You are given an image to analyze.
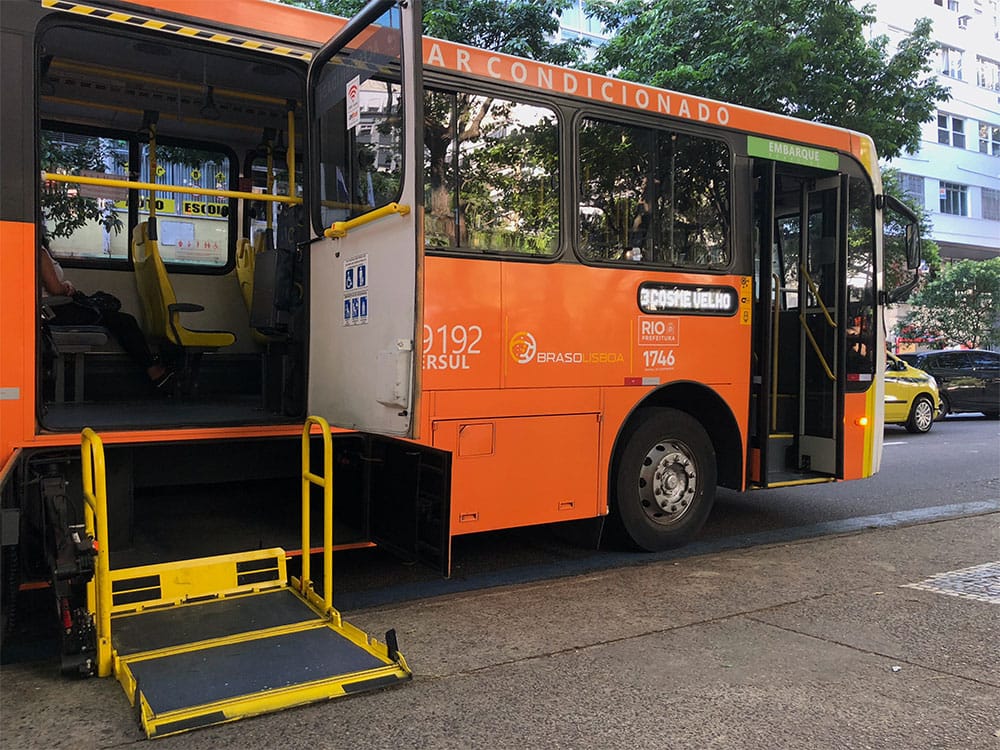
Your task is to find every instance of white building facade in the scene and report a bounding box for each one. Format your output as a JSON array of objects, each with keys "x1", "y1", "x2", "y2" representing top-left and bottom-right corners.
[{"x1": 861, "y1": 0, "x2": 1000, "y2": 261}]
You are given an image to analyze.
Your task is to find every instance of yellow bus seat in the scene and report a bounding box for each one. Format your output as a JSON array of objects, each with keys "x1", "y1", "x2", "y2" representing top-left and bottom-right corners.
[
  {"x1": 131, "y1": 220, "x2": 235, "y2": 389},
  {"x1": 237, "y1": 231, "x2": 286, "y2": 345},
  {"x1": 236, "y1": 236, "x2": 254, "y2": 312}
]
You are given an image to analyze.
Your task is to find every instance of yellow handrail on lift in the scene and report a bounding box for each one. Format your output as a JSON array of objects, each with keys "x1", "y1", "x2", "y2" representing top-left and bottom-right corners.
[
  {"x1": 325, "y1": 202, "x2": 410, "y2": 238},
  {"x1": 300, "y1": 416, "x2": 337, "y2": 622},
  {"x1": 80, "y1": 428, "x2": 113, "y2": 678}
]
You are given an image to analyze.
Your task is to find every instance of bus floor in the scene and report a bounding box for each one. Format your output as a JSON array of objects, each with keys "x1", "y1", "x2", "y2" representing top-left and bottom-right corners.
[{"x1": 40, "y1": 395, "x2": 287, "y2": 432}]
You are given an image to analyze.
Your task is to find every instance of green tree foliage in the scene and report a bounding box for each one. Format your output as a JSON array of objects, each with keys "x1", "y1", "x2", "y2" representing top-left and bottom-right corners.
[
  {"x1": 900, "y1": 259, "x2": 1000, "y2": 349},
  {"x1": 41, "y1": 133, "x2": 124, "y2": 239},
  {"x1": 585, "y1": 0, "x2": 950, "y2": 160},
  {"x1": 279, "y1": 0, "x2": 586, "y2": 64}
]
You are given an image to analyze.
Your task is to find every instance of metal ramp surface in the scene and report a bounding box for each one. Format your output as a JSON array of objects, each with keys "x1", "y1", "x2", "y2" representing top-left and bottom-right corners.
[{"x1": 79, "y1": 419, "x2": 411, "y2": 739}]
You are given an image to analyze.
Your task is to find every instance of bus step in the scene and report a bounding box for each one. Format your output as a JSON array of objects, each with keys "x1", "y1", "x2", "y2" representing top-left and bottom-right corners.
[
  {"x1": 767, "y1": 433, "x2": 795, "y2": 474},
  {"x1": 107, "y1": 555, "x2": 410, "y2": 738}
]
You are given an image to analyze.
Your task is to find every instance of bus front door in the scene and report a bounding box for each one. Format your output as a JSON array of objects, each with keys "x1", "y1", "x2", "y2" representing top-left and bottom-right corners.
[
  {"x1": 305, "y1": 2, "x2": 450, "y2": 573},
  {"x1": 306, "y1": 0, "x2": 424, "y2": 439},
  {"x1": 755, "y1": 164, "x2": 846, "y2": 484}
]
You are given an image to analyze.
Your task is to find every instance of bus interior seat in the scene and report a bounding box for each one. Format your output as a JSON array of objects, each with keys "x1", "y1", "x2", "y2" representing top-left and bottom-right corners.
[
  {"x1": 42, "y1": 297, "x2": 110, "y2": 403},
  {"x1": 236, "y1": 236, "x2": 254, "y2": 311},
  {"x1": 131, "y1": 219, "x2": 235, "y2": 393},
  {"x1": 237, "y1": 230, "x2": 288, "y2": 345}
]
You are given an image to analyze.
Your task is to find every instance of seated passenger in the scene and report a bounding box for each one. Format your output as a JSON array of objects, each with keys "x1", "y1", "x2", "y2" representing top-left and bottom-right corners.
[{"x1": 40, "y1": 229, "x2": 174, "y2": 389}]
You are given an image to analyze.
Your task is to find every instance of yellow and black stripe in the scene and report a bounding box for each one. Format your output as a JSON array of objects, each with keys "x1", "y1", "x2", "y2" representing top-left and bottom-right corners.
[{"x1": 41, "y1": 0, "x2": 314, "y2": 61}]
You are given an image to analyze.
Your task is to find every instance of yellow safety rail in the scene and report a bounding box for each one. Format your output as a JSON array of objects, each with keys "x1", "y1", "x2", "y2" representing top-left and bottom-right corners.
[
  {"x1": 300, "y1": 416, "x2": 337, "y2": 621},
  {"x1": 800, "y1": 264, "x2": 837, "y2": 329},
  {"x1": 325, "y1": 202, "x2": 410, "y2": 238},
  {"x1": 771, "y1": 273, "x2": 782, "y2": 431},
  {"x1": 80, "y1": 428, "x2": 113, "y2": 678},
  {"x1": 798, "y1": 263, "x2": 837, "y2": 382},
  {"x1": 43, "y1": 172, "x2": 300, "y2": 206}
]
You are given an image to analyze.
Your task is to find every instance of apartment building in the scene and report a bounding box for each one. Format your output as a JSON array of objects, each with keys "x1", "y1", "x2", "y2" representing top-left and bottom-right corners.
[{"x1": 862, "y1": 0, "x2": 1000, "y2": 261}]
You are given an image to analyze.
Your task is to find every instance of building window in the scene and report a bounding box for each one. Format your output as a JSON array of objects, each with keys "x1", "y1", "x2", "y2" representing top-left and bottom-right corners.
[
  {"x1": 979, "y1": 122, "x2": 1000, "y2": 155},
  {"x1": 938, "y1": 46, "x2": 964, "y2": 79},
  {"x1": 977, "y1": 56, "x2": 1000, "y2": 90},
  {"x1": 983, "y1": 188, "x2": 1000, "y2": 221},
  {"x1": 900, "y1": 173, "x2": 925, "y2": 204},
  {"x1": 938, "y1": 113, "x2": 966, "y2": 148},
  {"x1": 939, "y1": 182, "x2": 968, "y2": 215}
]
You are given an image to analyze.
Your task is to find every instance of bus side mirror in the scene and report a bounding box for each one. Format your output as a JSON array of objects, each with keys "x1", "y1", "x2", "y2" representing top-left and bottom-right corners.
[{"x1": 904, "y1": 223, "x2": 920, "y2": 270}]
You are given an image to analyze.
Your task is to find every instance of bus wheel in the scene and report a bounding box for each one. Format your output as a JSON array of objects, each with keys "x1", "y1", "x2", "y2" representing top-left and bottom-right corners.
[{"x1": 614, "y1": 408, "x2": 716, "y2": 551}]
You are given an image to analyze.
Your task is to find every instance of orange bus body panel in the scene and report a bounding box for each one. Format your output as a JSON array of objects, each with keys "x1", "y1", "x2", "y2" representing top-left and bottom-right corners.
[
  {"x1": 422, "y1": 257, "x2": 754, "y2": 529},
  {"x1": 0, "y1": 221, "x2": 37, "y2": 468}
]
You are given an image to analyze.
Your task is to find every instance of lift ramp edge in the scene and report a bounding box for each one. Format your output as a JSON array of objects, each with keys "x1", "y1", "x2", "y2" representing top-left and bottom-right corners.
[{"x1": 137, "y1": 661, "x2": 412, "y2": 739}]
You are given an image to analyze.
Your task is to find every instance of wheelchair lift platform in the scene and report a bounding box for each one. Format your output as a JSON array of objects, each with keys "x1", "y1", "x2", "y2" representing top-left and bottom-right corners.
[
  {"x1": 109, "y1": 550, "x2": 408, "y2": 738},
  {"x1": 79, "y1": 420, "x2": 410, "y2": 739}
]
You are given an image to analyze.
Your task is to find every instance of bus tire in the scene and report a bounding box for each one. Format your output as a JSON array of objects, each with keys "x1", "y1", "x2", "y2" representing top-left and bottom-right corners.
[{"x1": 613, "y1": 408, "x2": 716, "y2": 552}]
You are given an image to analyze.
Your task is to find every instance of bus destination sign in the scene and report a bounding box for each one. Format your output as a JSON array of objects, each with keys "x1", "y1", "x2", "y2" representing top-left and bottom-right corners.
[{"x1": 638, "y1": 282, "x2": 739, "y2": 316}]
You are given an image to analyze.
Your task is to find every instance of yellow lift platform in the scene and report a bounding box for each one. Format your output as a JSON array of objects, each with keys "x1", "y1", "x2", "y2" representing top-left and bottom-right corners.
[{"x1": 79, "y1": 417, "x2": 411, "y2": 739}]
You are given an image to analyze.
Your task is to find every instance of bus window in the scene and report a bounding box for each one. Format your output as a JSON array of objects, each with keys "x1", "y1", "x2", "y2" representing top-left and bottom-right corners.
[
  {"x1": 137, "y1": 143, "x2": 233, "y2": 268},
  {"x1": 424, "y1": 90, "x2": 559, "y2": 255},
  {"x1": 41, "y1": 129, "x2": 234, "y2": 269},
  {"x1": 315, "y1": 73, "x2": 403, "y2": 226},
  {"x1": 41, "y1": 130, "x2": 128, "y2": 261},
  {"x1": 578, "y1": 119, "x2": 731, "y2": 268}
]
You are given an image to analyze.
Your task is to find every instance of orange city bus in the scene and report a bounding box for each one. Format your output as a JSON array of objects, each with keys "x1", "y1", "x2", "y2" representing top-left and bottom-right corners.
[{"x1": 1, "y1": 0, "x2": 919, "y2": 679}]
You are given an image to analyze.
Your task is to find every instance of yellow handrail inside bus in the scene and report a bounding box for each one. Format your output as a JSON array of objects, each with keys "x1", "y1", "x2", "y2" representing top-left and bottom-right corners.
[
  {"x1": 287, "y1": 104, "x2": 297, "y2": 203},
  {"x1": 300, "y1": 416, "x2": 337, "y2": 621},
  {"x1": 43, "y1": 172, "x2": 301, "y2": 205},
  {"x1": 771, "y1": 273, "x2": 781, "y2": 432},
  {"x1": 80, "y1": 428, "x2": 113, "y2": 678},
  {"x1": 800, "y1": 264, "x2": 836, "y2": 329},
  {"x1": 799, "y1": 311, "x2": 836, "y2": 382},
  {"x1": 325, "y1": 202, "x2": 411, "y2": 238}
]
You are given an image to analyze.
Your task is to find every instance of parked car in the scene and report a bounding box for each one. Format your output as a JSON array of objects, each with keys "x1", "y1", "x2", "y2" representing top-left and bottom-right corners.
[
  {"x1": 884, "y1": 352, "x2": 940, "y2": 433},
  {"x1": 896, "y1": 349, "x2": 1000, "y2": 419}
]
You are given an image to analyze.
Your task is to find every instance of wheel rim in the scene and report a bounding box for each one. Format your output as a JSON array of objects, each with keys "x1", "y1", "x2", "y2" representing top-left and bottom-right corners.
[
  {"x1": 637, "y1": 439, "x2": 698, "y2": 527},
  {"x1": 914, "y1": 399, "x2": 933, "y2": 431}
]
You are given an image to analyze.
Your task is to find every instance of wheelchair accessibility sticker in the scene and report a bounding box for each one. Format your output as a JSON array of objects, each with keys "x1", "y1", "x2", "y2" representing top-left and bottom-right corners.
[{"x1": 343, "y1": 254, "x2": 369, "y2": 326}]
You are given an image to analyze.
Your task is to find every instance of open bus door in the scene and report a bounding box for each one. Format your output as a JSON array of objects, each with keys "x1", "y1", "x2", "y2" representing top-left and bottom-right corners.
[
  {"x1": 305, "y1": 0, "x2": 450, "y2": 575},
  {"x1": 753, "y1": 156, "x2": 848, "y2": 486},
  {"x1": 306, "y1": 0, "x2": 423, "y2": 438}
]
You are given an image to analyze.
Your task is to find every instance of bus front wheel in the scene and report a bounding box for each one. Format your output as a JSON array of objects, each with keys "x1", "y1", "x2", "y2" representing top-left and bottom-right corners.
[{"x1": 614, "y1": 408, "x2": 717, "y2": 552}]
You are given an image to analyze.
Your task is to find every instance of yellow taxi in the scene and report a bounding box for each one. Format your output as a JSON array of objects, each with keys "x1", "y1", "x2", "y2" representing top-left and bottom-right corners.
[{"x1": 884, "y1": 351, "x2": 940, "y2": 433}]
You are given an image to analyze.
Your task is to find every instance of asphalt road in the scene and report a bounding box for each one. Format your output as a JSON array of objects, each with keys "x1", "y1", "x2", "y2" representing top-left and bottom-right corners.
[{"x1": 330, "y1": 413, "x2": 1000, "y2": 610}]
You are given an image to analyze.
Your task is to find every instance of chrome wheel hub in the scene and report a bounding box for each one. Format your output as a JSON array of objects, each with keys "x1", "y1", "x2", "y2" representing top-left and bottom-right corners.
[{"x1": 637, "y1": 440, "x2": 697, "y2": 527}]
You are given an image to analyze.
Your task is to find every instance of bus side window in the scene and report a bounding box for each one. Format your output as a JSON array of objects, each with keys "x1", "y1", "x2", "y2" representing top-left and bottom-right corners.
[
  {"x1": 578, "y1": 118, "x2": 731, "y2": 268},
  {"x1": 424, "y1": 88, "x2": 559, "y2": 256}
]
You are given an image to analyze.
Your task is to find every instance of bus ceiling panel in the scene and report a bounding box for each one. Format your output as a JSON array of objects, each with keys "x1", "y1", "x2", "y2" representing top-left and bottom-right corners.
[{"x1": 38, "y1": 25, "x2": 305, "y2": 135}]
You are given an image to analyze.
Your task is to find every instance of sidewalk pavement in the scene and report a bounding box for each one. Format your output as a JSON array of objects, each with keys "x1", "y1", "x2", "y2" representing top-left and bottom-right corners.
[{"x1": 1, "y1": 512, "x2": 997, "y2": 749}]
